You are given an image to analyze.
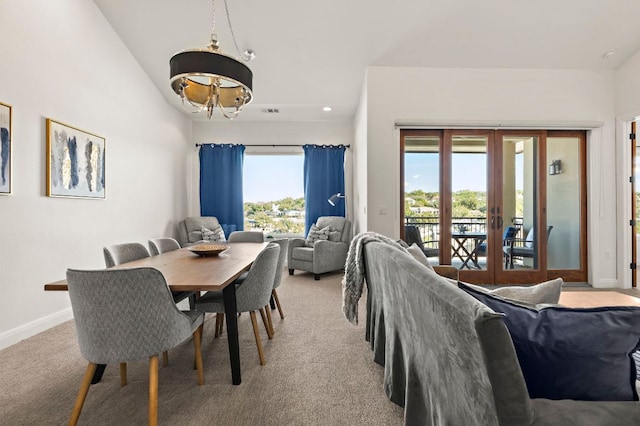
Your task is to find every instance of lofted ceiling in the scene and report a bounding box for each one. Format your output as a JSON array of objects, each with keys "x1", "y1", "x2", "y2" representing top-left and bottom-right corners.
[{"x1": 93, "y1": 0, "x2": 640, "y2": 123}]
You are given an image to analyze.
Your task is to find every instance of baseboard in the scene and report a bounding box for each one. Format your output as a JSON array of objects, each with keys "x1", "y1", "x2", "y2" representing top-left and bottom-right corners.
[
  {"x1": 0, "y1": 307, "x2": 73, "y2": 351},
  {"x1": 592, "y1": 278, "x2": 619, "y2": 289}
]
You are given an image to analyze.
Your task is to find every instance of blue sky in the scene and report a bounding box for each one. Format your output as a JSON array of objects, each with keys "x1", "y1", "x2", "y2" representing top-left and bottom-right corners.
[
  {"x1": 404, "y1": 153, "x2": 524, "y2": 192},
  {"x1": 243, "y1": 155, "x2": 304, "y2": 202},
  {"x1": 405, "y1": 153, "x2": 488, "y2": 192},
  {"x1": 243, "y1": 152, "x2": 522, "y2": 203}
]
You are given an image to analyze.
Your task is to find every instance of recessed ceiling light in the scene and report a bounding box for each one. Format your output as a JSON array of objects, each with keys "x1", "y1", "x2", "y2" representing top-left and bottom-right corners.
[
  {"x1": 602, "y1": 51, "x2": 616, "y2": 59},
  {"x1": 322, "y1": 106, "x2": 332, "y2": 112}
]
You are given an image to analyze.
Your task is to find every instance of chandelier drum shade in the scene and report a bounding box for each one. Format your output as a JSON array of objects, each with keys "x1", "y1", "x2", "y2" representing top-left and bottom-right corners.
[{"x1": 169, "y1": 0, "x2": 253, "y2": 119}]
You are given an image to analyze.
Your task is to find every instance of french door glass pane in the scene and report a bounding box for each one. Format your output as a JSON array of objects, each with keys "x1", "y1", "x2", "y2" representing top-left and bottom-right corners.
[
  {"x1": 502, "y1": 136, "x2": 539, "y2": 270},
  {"x1": 546, "y1": 136, "x2": 580, "y2": 269},
  {"x1": 404, "y1": 136, "x2": 441, "y2": 264},
  {"x1": 451, "y1": 136, "x2": 487, "y2": 270}
]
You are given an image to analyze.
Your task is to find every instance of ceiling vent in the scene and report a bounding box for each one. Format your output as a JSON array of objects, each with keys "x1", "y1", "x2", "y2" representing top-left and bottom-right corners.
[{"x1": 262, "y1": 108, "x2": 280, "y2": 114}]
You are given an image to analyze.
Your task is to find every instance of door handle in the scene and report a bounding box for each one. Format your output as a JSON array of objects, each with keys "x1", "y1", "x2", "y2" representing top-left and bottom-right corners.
[
  {"x1": 490, "y1": 216, "x2": 496, "y2": 229},
  {"x1": 497, "y1": 216, "x2": 504, "y2": 228}
]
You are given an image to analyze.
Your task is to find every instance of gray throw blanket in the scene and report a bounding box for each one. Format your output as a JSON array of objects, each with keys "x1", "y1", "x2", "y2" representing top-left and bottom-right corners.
[{"x1": 342, "y1": 232, "x2": 408, "y2": 324}]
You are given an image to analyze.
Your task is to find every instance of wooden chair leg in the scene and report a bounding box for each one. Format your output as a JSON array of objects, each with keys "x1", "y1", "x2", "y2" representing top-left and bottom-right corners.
[
  {"x1": 272, "y1": 289, "x2": 285, "y2": 319},
  {"x1": 214, "y1": 313, "x2": 221, "y2": 338},
  {"x1": 192, "y1": 327, "x2": 205, "y2": 385},
  {"x1": 149, "y1": 355, "x2": 159, "y2": 426},
  {"x1": 214, "y1": 313, "x2": 224, "y2": 337},
  {"x1": 162, "y1": 351, "x2": 169, "y2": 367},
  {"x1": 249, "y1": 311, "x2": 266, "y2": 365},
  {"x1": 259, "y1": 307, "x2": 273, "y2": 339},
  {"x1": 69, "y1": 362, "x2": 97, "y2": 426},
  {"x1": 119, "y1": 363, "x2": 127, "y2": 386},
  {"x1": 264, "y1": 304, "x2": 274, "y2": 336}
]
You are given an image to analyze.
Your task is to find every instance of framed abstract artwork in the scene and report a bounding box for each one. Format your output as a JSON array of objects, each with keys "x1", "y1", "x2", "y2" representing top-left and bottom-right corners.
[
  {"x1": 0, "y1": 102, "x2": 12, "y2": 195},
  {"x1": 46, "y1": 119, "x2": 105, "y2": 199}
]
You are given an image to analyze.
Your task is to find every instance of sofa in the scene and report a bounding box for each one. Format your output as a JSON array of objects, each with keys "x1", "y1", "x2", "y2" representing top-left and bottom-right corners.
[{"x1": 360, "y1": 240, "x2": 640, "y2": 425}]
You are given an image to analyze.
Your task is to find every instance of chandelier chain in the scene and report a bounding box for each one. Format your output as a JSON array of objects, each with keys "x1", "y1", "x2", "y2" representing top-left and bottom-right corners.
[
  {"x1": 210, "y1": 0, "x2": 216, "y2": 36},
  {"x1": 223, "y1": 0, "x2": 243, "y2": 59}
]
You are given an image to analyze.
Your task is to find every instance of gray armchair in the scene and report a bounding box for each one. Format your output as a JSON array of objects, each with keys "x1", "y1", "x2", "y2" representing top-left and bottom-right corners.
[
  {"x1": 66, "y1": 268, "x2": 204, "y2": 425},
  {"x1": 288, "y1": 216, "x2": 352, "y2": 280},
  {"x1": 177, "y1": 216, "x2": 221, "y2": 247}
]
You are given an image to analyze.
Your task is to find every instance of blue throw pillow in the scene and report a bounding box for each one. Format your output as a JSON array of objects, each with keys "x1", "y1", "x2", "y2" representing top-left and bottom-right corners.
[{"x1": 459, "y1": 282, "x2": 640, "y2": 401}]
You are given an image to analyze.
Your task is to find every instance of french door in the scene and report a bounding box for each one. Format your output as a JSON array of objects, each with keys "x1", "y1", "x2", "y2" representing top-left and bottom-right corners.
[{"x1": 401, "y1": 129, "x2": 587, "y2": 284}]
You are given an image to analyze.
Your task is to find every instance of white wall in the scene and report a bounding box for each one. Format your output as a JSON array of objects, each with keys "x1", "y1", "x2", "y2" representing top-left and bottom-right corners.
[
  {"x1": 352, "y1": 75, "x2": 368, "y2": 235},
  {"x1": 362, "y1": 66, "x2": 617, "y2": 287},
  {"x1": 191, "y1": 120, "x2": 354, "y2": 216},
  {"x1": 0, "y1": 0, "x2": 192, "y2": 349}
]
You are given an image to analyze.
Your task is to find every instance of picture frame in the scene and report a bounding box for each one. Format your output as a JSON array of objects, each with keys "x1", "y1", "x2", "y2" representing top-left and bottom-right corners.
[
  {"x1": 0, "y1": 102, "x2": 12, "y2": 195},
  {"x1": 46, "y1": 119, "x2": 105, "y2": 199}
]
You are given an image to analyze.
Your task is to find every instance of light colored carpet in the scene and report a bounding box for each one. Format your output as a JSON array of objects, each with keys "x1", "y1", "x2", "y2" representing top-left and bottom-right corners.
[{"x1": 0, "y1": 270, "x2": 403, "y2": 425}]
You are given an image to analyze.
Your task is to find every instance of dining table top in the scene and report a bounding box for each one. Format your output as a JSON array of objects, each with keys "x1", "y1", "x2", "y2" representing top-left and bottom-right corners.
[{"x1": 43, "y1": 241, "x2": 270, "y2": 292}]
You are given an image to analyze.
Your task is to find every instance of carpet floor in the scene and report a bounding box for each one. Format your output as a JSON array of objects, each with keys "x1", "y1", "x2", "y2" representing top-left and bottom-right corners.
[{"x1": 0, "y1": 270, "x2": 404, "y2": 426}]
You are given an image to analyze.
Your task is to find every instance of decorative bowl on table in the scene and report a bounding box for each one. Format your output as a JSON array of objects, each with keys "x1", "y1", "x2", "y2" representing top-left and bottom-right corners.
[{"x1": 188, "y1": 243, "x2": 229, "y2": 257}]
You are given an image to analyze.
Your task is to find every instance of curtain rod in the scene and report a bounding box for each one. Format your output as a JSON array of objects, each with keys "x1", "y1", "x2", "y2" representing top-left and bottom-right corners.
[{"x1": 195, "y1": 143, "x2": 350, "y2": 148}]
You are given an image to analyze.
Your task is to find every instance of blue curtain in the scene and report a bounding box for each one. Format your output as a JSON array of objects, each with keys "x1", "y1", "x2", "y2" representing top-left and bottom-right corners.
[
  {"x1": 303, "y1": 144, "x2": 346, "y2": 234},
  {"x1": 199, "y1": 144, "x2": 245, "y2": 234}
]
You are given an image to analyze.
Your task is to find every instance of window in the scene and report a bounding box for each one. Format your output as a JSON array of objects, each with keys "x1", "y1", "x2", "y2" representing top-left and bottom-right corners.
[{"x1": 243, "y1": 154, "x2": 305, "y2": 236}]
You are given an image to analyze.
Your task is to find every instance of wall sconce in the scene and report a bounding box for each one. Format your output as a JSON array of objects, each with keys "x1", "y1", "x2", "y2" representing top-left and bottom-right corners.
[
  {"x1": 328, "y1": 193, "x2": 345, "y2": 206},
  {"x1": 549, "y1": 159, "x2": 562, "y2": 176}
]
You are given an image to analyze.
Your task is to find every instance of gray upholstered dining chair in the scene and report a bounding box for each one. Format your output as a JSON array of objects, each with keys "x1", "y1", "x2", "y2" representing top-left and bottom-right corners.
[
  {"x1": 228, "y1": 231, "x2": 265, "y2": 243},
  {"x1": 148, "y1": 237, "x2": 197, "y2": 309},
  {"x1": 224, "y1": 231, "x2": 265, "y2": 286},
  {"x1": 263, "y1": 238, "x2": 289, "y2": 335},
  {"x1": 66, "y1": 268, "x2": 204, "y2": 426},
  {"x1": 148, "y1": 237, "x2": 181, "y2": 255},
  {"x1": 103, "y1": 242, "x2": 150, "y2": 268},
  {"x1": 103, "y1": 242, "x2": 191, "y2": 361},
  {"x1": 196, "y1": 244, "x2": 280, "y2": 365}
]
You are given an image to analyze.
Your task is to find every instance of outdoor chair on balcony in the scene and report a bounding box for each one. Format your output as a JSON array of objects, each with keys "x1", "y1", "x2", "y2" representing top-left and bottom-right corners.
[
  {"x1": 504, "y1": 225, "x2": 554, "y2": 269},
  {"x1": 474, "y1": 225, "x2": 518, "y2": 268},
  {"x1": 403, "y1": 225, "x2": 439, "y2": 258}
]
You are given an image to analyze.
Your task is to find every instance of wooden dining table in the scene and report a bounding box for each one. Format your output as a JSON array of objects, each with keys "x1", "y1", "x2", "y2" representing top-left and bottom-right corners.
[{"x1": 44, "y1": 241, "x2": 270, "y2": 386}]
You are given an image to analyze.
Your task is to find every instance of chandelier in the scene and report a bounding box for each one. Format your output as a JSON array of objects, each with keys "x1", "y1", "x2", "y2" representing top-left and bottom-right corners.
[{"x1": 170, "y1": 0, "x2": 253, "y2": 119}]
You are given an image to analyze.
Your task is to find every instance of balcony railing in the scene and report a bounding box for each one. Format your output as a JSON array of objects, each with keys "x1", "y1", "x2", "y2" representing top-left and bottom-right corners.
[{"x1": 404, "y1": 216, "x2": 525, "y2": 253}]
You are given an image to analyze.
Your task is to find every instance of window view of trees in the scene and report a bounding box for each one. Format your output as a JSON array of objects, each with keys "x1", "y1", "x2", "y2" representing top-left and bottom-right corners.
[
  {"x1": 243, "y1": 154, "x2": 305, "y2": 236},
  {"x1": 405, "y1": 189, "x2": 523, "y2": 218},
  {"x1": 244, "y1": 197, "x2": 305, "y2": 235}
]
